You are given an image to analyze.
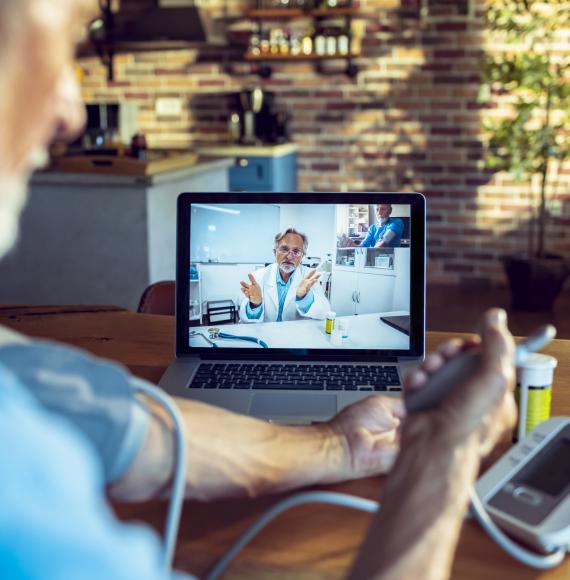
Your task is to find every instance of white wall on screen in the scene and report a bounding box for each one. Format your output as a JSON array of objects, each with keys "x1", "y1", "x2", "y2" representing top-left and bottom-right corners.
[
  {"x1": 199, "y1": 263, "x2": 265, "y2": 310},
  {"x1": 277, "y1": 204, "x2": 336, "y2": 260}
]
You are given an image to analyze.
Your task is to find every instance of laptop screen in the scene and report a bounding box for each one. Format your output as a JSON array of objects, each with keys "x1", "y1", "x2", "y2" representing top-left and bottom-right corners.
[{"x1": 177, "y1": 193, "x2": 425, "y2": 359}]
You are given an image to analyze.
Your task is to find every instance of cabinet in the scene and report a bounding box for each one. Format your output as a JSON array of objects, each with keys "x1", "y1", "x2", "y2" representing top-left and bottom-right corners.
[
  {"x1": 230, "y1": 152, "x2": 297, "y2": 192},
  {"x1": 330, "y1": 247, "x2": 405, "y2": 316},
  {"x1": 189, "y1": 265, "x2": 202, "y2": 324},
  {"x1": 0, "y1": 158, "x2": 232, "y2": 310},
  {"x1": 198, "y1": 145, "x2": 298, "y2": 192}
]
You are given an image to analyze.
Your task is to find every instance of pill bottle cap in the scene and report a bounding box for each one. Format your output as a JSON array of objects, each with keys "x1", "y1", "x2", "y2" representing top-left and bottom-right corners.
[
  {"x1": 326, "y1": 311, "x2": 336, "y2": 319},
  {"x1": 518, "y1": 353, "x2": 558, "y2": 370}
]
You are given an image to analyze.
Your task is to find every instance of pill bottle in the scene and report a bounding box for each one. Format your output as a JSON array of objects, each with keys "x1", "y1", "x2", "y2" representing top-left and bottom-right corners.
[
  {"x1": 325, "y1": 311, "x2": 336, "y2": 335},
  {"x1": 515, "y1": 353, "x2": 557, "y2": 441}
]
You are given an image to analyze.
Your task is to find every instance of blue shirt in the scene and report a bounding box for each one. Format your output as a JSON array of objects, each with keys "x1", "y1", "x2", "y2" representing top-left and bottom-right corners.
[
  {"x1": 246, "y1": 267, "x2": 314, "y2": 321},
  {"x1": 0, "y1": 360, "x2": 189, "y2": 580},
  {"x1": 361, "y1": 218, "x2": 404, "y2": 248}
]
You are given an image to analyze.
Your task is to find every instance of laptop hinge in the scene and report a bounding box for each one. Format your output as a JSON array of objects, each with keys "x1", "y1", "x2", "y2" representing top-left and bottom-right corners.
[{"x1": 197, "y1": 352, "x2": 400, "y2": 363}]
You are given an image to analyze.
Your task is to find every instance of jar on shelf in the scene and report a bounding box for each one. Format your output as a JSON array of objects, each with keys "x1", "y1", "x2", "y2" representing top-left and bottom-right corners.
[
  {"x1": 337, "y1": 31, "x2": 349, "y2": 55},
  {"x1": 314, "y1": 33, "x2": 326, "y2": 55},
  {"x1": 269, "y1": 29, "x2": 282, "y2": 55},
  {"x1": 260, "y1": 32, "x2": 270, "y2": 55},
  {"x1": 326, "y1": 31, "x2": 337, "y2": 55},
  {"x1": 249, "y1": 33, "x2": 261, "y2": 56},
  {"x1": 276, "y1": 28, "x2": 288, "y2": 54},
  {"x1": 290, "y1": 31, "x2": 302, "y2": 55}
]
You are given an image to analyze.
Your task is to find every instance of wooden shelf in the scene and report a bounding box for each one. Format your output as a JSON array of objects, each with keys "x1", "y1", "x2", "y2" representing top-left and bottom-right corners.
[
  {"x1": 247, "y1": 8, "x2": 306, "y2": 19},
  {"x1": 244, "y1": 52, "x2": 359, "y2": 61},
  {"x1": 311, "y1": 7, "x2": 361, "y2": 17},
  {"x1": 247, "y1": 7, "x2": 362, "y2": 19}
]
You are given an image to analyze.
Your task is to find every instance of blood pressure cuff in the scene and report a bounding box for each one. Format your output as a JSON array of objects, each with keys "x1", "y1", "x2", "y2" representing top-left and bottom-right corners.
[{"x1": 0, "y1": 342, "x2": 150, "y2": 484}]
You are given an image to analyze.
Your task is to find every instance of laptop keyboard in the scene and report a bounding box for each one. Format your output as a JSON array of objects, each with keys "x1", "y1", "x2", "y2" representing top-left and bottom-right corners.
[{"x1": 189, "y1": 363, "x2": 402, "y2": 392}]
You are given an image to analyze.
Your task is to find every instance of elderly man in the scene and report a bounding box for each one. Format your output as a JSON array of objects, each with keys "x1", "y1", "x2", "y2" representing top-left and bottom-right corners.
[
  {"x1": 361, "y1": 204, "x2": 405, "y2": 248},
  {"x1": 239, "y1": 227, "x2": 330, "y2": 323},
  {"x1": 0, "y1": 2, "x2": 516, "y2": 580}
]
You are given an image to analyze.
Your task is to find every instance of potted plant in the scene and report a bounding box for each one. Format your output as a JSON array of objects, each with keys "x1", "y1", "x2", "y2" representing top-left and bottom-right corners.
[{"x1": 481, "y1": 0, "x2": 570, "y2": 310}]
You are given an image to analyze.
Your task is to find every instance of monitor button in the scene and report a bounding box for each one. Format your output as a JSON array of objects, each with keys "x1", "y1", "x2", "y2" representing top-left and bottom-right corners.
[
  {"x1": 503, "y1": 482, "x2": 516, "y2": 494},
  {"x1": 513, "y1": 486, "x2": 542, "y2": 506}
]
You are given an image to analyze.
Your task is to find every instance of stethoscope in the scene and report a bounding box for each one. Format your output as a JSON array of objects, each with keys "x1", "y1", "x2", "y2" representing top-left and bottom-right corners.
[{"x1": 190, "y1": 327, "x2": 269, "y2": 349}]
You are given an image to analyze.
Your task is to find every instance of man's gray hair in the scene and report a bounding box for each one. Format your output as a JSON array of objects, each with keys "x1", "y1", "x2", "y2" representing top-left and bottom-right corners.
[{"x1": 274, "y1": 227, "x2": 308, "y2": 254}]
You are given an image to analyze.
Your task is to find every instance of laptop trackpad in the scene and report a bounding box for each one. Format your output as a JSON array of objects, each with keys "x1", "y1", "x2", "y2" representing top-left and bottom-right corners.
[{"x1": 250, "y1": 393, "x2": 337, "y2": 419}]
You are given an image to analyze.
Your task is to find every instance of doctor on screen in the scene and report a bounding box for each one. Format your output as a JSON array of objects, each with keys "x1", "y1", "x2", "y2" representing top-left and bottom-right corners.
[{"x1": 239, "y1": 227, "x2": 330, "y2": 323}]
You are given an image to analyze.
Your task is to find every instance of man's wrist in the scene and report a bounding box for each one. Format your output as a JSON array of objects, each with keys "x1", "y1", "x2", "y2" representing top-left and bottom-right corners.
[
  {"x1": 299, "y1": 421, "x2": 355, "y2": 485},
  {"x1": 392, "y1": 413, "x2": 482, "y2": 499},
  {"x1": 108, "y1": 399, "x2": 175, "y2": 502},
  {"x1": 265, "y1": 422, "x2": 347, "y2": 492}
]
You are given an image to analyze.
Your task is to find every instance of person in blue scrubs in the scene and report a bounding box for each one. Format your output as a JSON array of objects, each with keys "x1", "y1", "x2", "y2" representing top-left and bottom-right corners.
[{"x1": 360, "y1": 204, "x2": 404, "y2": 248}]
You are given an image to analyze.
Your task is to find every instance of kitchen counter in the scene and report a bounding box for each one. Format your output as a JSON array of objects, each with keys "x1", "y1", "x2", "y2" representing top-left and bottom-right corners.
[
  {"x1": 31, "y1": 156, "x2": 233, "y2": 187},
  {"x1": 0, "y1": 155, "x2": 231, "y2": 309},
  {"x1": 197, "y1": 143, "x2": 299, "y2": 158}
]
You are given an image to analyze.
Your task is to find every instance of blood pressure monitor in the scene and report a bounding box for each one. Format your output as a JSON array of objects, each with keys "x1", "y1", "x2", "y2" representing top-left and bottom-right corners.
[{"x1": 476, "y1": 417, "x2": 570, "y2": 554}]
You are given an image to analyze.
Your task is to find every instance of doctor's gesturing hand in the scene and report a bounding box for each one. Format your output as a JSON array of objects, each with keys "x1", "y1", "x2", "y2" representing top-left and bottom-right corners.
[
  {"x1": 296, "y1": 269, "x2": 321, "y2": 299},
  {"x1": 240, "y1": 273, "x2": 262, "y2": 307}
]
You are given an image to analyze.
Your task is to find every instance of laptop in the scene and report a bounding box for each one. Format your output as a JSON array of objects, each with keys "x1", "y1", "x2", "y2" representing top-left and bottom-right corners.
[{"x1": 159, "y1": 192, "x2": 426, "y2": 424}]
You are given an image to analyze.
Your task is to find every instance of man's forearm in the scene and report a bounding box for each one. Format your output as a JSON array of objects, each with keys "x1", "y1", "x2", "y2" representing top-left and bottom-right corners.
[
  {"x1": 110, "y1": 397, "x2": 346, "y2": 502},
  {"x1": 180, "y1": 398, "x2": 349, "y2": 500},
  {"x1": 349, "y1": 418, "x2": 481, "y2": 580}
]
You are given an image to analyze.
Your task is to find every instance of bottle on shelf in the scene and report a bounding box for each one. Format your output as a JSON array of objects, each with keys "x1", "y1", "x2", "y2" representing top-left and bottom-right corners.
[
  {"x1": 301, "y1": 27, "x2": 314, "y2": 54},
  {"x1": 314, "y1": 32, "x2": 326, "y2": 55},
  {"x1": 260, "y1": 32, "x2": 270, "y2": 55},
  {"x1": 325, "y1": 29, "x2": 337, "y2": 55},
  {"x1": 269, "y1": 28, "x2": 281, "y2": 54},
  {"x1": 338, "y1": 30, "x2": 349, "y2": 55},
  {"x1": 290, "y1": 30, "x2": 302, "y2": 55}
]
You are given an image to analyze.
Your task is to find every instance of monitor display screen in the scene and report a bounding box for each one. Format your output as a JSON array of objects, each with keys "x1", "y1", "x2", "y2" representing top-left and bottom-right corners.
[
  {"x1": 186, "y1": 202, "x2": 413, "y2": 351},
  {"x1": 517, "y1": 436, "x2": 570, "y2": 497}
]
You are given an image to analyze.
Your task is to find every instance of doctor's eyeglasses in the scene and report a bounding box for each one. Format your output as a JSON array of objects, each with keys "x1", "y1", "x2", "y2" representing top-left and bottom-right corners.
[{"x1": 276, "y1": 245, "x2": 304, "y2": 258}]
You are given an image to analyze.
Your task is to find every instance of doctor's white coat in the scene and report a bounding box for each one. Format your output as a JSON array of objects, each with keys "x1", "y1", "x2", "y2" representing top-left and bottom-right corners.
[{"x1": 239, "y1": 263, "x2": 330, "y2": 323}]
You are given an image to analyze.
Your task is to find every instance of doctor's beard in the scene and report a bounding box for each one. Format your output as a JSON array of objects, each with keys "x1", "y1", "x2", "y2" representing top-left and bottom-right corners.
[
  {"x1": 279, "y1": 262, "x2": 297, "y2": 275},
  {"x1": 379, "y1": 217, "x2": 388, "y2": 225},
  {"x1": 0, "y1": 149, "x2": 48, "y2": 260}
]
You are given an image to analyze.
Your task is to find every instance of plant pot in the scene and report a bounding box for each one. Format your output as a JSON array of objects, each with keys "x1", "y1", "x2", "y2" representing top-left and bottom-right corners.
[{"x1": 503, "y1": 254, "x2": 569, "y2": 311}]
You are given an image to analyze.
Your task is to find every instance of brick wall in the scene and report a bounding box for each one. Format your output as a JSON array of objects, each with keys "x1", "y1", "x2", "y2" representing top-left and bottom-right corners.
[{"x1": 79, "y1": 0, "x2": 570, "y2": 288}]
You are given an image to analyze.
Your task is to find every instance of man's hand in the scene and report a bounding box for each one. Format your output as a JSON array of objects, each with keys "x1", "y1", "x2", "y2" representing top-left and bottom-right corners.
[
  {"x1": 327, "y1": 396, "x2": 405, "y2": 479},
  {"x1": 349, "y1": 310, "x2": 517, "y2": 580},
  {"x1": 240, "y1": 273, "x2": 262, "y2": 307},
  {"x1": 404, "y1": 308, "x2": 517, "y2": 456},
  {"x1": 296, "y1": 269, "x2": 321, "y2": 299}
]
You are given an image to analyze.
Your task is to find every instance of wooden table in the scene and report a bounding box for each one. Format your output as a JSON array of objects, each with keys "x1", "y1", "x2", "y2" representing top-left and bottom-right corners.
[{"x1": 1, "y1": 305, "x2": 568, "y2": 580}]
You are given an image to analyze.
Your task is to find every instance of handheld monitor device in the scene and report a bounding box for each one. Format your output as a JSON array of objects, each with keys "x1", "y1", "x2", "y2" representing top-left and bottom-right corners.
[
  {"x1": 406, "y1": 324, "x2": 557, "y2": 414},
  {"x1": 476, "y1": 416, "x2": 570, "y2": 554}
]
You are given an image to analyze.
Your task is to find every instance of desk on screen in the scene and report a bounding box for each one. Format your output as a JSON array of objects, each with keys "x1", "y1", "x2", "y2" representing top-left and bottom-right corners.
[{"x1": 189, "y1": 310, "x2": 410, "y2": 350}]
